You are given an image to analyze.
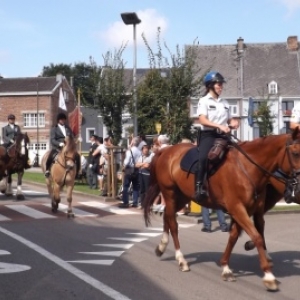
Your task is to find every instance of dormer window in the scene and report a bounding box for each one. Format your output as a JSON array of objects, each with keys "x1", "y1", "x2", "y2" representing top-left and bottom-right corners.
[{"x1": 268, "y1": 81, "x2": 278, "y2": 94}]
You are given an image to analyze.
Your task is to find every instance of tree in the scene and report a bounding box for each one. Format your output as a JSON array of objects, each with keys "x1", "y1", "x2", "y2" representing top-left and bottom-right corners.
[
  {"x1": 253, "y1": 99, "x2": 275, "y2": 136},
  {"x1": 136, "y1": 28, "x2": 202, "y2": 143},
  {"x1": 96, "y1": 46, "x2": 128, "y2": 145}
]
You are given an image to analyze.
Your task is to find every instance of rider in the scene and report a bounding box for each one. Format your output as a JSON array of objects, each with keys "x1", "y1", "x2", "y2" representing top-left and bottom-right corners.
[
  {"x1": 2, "y1": 114, "x2": 31, "y2": 169},
  {"x1": 195, "y1": 71, "x2": 240, "y2": 201},
  {"x1": 44, "y1": 112, "x2": 80, "y2": 178}
]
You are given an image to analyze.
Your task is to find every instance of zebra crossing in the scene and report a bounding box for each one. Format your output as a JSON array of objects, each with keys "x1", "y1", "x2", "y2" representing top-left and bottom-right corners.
[{"x1": 0, "y1": 201, "x2": 140, "y2": 222}]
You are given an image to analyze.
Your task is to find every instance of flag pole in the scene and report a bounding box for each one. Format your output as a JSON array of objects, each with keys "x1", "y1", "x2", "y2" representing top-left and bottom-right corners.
[{"x1": 77, "y1": 88, "x2": 82, "y2": 155}]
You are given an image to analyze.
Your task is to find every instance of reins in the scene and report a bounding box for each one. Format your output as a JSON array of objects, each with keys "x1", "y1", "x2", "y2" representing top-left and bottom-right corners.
[{"x1": 225, "y1": 133, "x2": 294, "y2": 185}]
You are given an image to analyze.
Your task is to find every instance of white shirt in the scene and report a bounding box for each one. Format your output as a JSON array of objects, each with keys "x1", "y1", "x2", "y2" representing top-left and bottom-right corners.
[
  {"x1": 123, "y1": 146, "x2": 141, "y2": 168},
  {"x1": 58, "y1": 124, "x2": 66, "y2": 136},
  {"x1": 290, "y1": 103, "x2": 300, "y2": 123},
  {"x1": 197, "y1": 93, "x2": 231, "y2": 130}
]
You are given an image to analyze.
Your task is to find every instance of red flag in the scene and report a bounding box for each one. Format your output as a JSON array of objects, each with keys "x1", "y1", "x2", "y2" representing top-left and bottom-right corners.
[{"x1": 68, "y1": 107, "x2": 80, "y2": 136}]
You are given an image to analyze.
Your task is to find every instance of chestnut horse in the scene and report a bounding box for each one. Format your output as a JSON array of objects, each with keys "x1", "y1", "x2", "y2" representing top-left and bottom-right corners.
[
  {"x1": 41, "y1": 136, "x2": 78, "y2": 217},
  {"x1": 144, "y1": 129, "x2": 300, "y2": 291},
  {"x1": 0, "y1": 133, "x2": 30, "y2": 200}
]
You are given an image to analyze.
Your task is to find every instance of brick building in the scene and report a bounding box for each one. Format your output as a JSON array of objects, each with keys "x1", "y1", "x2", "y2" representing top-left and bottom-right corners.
[{"x1": 0, "y1": 74, "x2": 76, "y2": 164}]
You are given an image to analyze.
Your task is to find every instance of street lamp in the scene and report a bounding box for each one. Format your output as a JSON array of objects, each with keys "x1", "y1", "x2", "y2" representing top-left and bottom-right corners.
[{"x1": 120, "y1": 12, "x2": 141, "y2": 137}]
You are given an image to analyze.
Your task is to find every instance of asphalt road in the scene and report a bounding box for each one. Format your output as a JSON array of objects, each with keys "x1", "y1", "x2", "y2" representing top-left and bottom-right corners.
[{"x1": 0, "y1": 183, "x2": 299, "y2": 300}]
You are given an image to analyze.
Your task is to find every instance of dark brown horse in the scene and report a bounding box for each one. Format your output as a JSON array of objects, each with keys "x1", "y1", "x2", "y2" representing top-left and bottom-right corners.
[
  {"x1": 0, "y1": 133, "x2": 30, "y2": 200},
  {"x1": 41, "y1": 135, "x2": 78, "y2": 217},
  {"x1": 144, "y1": 129, "x2": 300, "y2": 291}
]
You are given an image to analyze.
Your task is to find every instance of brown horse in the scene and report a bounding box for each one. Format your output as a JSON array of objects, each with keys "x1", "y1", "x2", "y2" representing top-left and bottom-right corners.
[
  {"x1": 144, "y1": 129, "x2": 300, "y2": 291},
  {"x1": 243, "y1": 175, "x2": 300, "y2": 254},
  {"x1": 41, "y1": 136, "x2": 78, "y2": 217},
  {"x1": 0, "y1": 133, "x2": 30, "y2": 200}
]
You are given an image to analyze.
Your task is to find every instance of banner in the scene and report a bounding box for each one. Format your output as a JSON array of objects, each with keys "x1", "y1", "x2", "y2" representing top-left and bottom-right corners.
[
  {"x1": 68, "y1": 107, "x2": 81, "y2": 136},
  {"x1": 58, "y1": 88, "x2": 67, "y2": 111},
  {"x1": 248, "y1": 97, "x2": 254, "y2": 127}
]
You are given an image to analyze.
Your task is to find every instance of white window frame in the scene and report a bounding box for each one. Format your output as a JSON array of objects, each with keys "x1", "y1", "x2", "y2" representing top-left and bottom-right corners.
[
  {"x1": 268, "y1": 81, "x2": 278, "y2": 95},
  {"x1": 23, "y1": 113, "x2": 45, "y2": 128},
  {"x1": 63, "y1": 90, "x2": 69, "y2": 102},
  {"x1": 190, "y1": 98, "x2": 199, "y2": 118},
  {"x1": 28, "y1": 143, "x2": 47, "y2": 150},
  {"x1": 86, "y1": 127, "x2": 95, "y2": 143}
]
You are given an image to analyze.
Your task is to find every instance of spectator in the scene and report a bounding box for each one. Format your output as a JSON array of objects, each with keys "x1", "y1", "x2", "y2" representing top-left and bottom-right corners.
[
  {"x1": 119, "y1": 137, "x2": 141, "y2": 208},
  {"x1": 138, "y1": 134, "x2": 147, "y2": 151},
  {"x1": 158, "y1": 134, "x2": 170, "y2": 149},
  {"x1": 201, "y1": 207, "x2": 228, "y2": 232},
  {"x1": 135, "y1": 144, "x2": 152, "y2": 208},
  {"x1": 87, "y1": 134, "x2": 98, "y2": 189}
]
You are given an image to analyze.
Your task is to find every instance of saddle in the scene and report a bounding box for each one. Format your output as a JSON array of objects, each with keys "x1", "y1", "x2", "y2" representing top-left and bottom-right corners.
[{"x1": 180, "y1": 138, "x2": 229, "y2": 177}]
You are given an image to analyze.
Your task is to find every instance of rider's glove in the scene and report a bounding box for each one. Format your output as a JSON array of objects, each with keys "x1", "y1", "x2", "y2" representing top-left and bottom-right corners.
[
  {"x1": 10, "y1": 139, "x2": 14, "y2": 143},
  {"x1": 59, "y1": 142, "x2": 64, "y2": 147}
]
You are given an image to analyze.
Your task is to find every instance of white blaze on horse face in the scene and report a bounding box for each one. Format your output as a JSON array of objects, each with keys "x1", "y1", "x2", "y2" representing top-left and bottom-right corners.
[{"x1": 21, "y1": 139, "x2": 26, "y2": 155}]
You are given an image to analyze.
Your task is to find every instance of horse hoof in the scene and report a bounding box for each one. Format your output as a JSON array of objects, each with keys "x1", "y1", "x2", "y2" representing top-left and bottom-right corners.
[
  {"x1": 244, "y1": 241, "x2": 255, "y2": 251},
  {"x1": 263, "y1": 279, "x2": 279, "y2": 291},
  {"x1": 222, "y1": 273, "x2": 236, "y2": 282},
  {"x1": 16, "y1": 194, "x2": 25, "y2": 201},
  {"x1": 155, "y1": 246, "x2": 163, "y2": 257},
  {"x1": 179, "y1": 263, "x2": 190, "y2": 272},
  {"x1": 67, "y1": 213, "x2": 75, "y2": 218}
]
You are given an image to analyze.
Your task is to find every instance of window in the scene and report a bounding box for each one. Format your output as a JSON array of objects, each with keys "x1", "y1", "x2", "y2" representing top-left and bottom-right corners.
[
  {"x1": 281, "y1": 121, "x2": 290, "y2": 134},
  {"x1": 190, "y1": 98, "x2": 198, "y2": 117},
  {"x1": 228, "y1": 100, "x2": 238, "y2": 116},
  {"x1": 282, "y1": 100, "x2": 293, "y2": 116},
  {"x1": 268, "y1": 81, "x2": 278, "y2": 95},
  {"x1": 63, "y1": 90, "x2": 69, "y2": 102},
  {"x1": 86, "y1": 128, "x2": 95, "y2": 143},
  {"x1": 28, "y1": 143, "x2": 47, "y2": 150},
  {"x1": 23, "y1": 113, "x2": 45, "y2": 128}
]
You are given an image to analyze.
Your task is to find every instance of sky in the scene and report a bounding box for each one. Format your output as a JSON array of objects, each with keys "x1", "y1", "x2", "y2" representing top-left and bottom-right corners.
[{"x1": 1, "y1": 0, "x2": 300, "y2": 78}]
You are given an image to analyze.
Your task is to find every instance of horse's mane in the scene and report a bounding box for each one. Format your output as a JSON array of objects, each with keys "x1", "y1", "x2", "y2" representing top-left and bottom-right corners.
[{"x1": 64, "y1": 136, "x2": 77, "y2": 154}]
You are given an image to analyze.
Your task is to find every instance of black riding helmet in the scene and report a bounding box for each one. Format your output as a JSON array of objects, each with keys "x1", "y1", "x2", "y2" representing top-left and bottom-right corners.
[
  {"x1": 7, "y1": 114, "x2": 16, "y2": 120},
  {"x1": 57, "y1": 112, "x2": 67, "y2": 121}
]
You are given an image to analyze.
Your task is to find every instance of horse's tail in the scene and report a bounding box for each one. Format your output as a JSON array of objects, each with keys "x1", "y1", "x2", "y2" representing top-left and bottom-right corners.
[{"x1": 143, "y1": 151, "x2": 162, "y2": 227}]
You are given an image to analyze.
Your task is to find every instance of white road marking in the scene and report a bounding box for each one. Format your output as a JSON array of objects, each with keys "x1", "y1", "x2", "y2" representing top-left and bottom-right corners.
[
  {"x1": 126, "y1": 232, "x2": 161, "y2": 237},
  {"x1": 108, "y1": 237, "x2": 148, "y2": 243},
  {"x1": 0, "y1": 250, "x2": 10, "y2": 255},
  {"x1": 178, "y1": 223, "x2": 196, "y2": 228},
  {"x1": 6, "y1": 205, "x2": 56, "y2": 219},
  {"x1": 0, "y1": 226, "x2": 131, "y2": 300},
  {"x1": 0, "y1": 262, "x2": 31, "y2": 274},
  {"x1": 79, "y1": 201, "x2": 139, "y2": 215},
  {"x1": 147, "y1": 227, "x2": 163, "y2": 231},
  {"x1": 13, "y1": 189, "x2": 47, "y2": 195},
  {"x1": 44, "y1": 203, "x2": 98, "y2": 217},
  {"x1": 0, "y1": 214, "x2": 11, "y2": 222},
  {"x1": 66, "y1": 260, "x2": 114, "y2": 266},
  {"x1": 79, "y1": 251, "x2": 124, "y2": 257},
  {"x1": 93, "y1": 244, "x2": 134, "y2": 249}
]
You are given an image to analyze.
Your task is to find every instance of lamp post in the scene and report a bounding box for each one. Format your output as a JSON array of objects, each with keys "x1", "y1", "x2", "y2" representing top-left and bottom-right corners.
[
  {"x1": 35, "y1": 81, "x2": 40, "y2": 167},
  {"x1": 120, "y1": 12, "x2": 141, "y2": 137}
]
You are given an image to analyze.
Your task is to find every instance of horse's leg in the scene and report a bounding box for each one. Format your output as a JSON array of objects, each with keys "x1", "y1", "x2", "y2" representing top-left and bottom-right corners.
[
  {"x1": 65, "y1": 185, "x2": 74, "y2": 218},
  {"x1": 155, "y1": 224, "x2": 169, "y2": 257},
  {"x1": 51, "y1": 182, "x2": 61, "y2": 213},
  {"x1": 164, "y1": 191, "x2": 189, "y2": 272},
  {"x1": 231, "y1": 205, "x2": 278, "y2": 291},
  {"x1": 0, "y1": 177, "x2": 7, "y2": 194},
  {"x1": 220, "y1": 220, "x2": 241, "y2": 282},
  {"x1": 16, "y1": 170, "x2": 25, "y2": 200},
  {"x1": 5, "y1": 174, "x2": 13, "y2": 196}
]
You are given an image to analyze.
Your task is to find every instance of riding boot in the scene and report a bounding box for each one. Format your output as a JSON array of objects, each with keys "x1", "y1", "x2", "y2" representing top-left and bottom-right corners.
[
  {"x1": 195, "y1": 169, "x2": 208, "y2": 203},
  {"x1": 45, "y1": 150, "x2": 55, "y2": 177}
]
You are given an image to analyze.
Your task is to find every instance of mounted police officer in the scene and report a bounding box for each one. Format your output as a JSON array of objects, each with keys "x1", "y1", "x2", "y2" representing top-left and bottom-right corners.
[
  {"x1": 195, "y1": 71, "x2": 240, "y2": 201},
  {"x1": 44, "y1": 112, "x2": 80, "y2": 178}
]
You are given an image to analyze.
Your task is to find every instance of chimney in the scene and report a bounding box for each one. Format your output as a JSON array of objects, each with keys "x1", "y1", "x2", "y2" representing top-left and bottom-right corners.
[
  {"x1": 287, "y1": 36, "x2": 298, "y2": 51},
  {"x1": 56, "y1": 73, "x2": 63, "y2": 82},
  {"x1": 237, "y1": 37, "x2": 244, "y2": 54}
]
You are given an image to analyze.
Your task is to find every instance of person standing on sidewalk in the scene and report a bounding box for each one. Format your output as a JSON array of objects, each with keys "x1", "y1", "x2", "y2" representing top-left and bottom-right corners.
[{"x1": 201, "y1": 207, "x2": 228, "y2": 232}]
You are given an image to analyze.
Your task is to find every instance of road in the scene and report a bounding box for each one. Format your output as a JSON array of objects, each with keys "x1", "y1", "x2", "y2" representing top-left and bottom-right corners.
[{"x1": 0, "y1": 183, "x2": 299, "y2": 300}]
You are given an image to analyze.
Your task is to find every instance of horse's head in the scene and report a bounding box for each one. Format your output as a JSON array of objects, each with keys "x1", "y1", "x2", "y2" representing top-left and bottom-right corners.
[
  {"x1": 14, "y1": 132, "x2": 30, "y2": 156},
  {"x1": 60, "y1": 135, "x2": 77, "y2": 171},
  {"x1": 281, "y1": 127, "x2": 300, "y2": 202}
]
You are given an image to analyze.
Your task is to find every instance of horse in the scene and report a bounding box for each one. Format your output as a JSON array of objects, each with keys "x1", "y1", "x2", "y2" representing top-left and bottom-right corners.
[
  {"x1": 0, "y1": 132, "x2": 30, "y2": 200},
  {"x1": 143, "y1": 128, "x2": 300, "y2": 291},
  {"x1": 41, "y1": 135, "x2": 78, "y2": 217},
  {"x1": 243, "y1": 175, "x2": 300, "y2": 254}
]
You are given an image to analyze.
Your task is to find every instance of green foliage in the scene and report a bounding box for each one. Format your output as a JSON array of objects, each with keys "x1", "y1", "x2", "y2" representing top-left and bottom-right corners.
[
  {"x1": 253, "y1": 100, "x2": 275, "y2": 136},
  {"x1": 136, "y1": 28, "x2": 201, "y2": 143},
  {"x1": 96, "y1": 46, "x2": 128, "y2": 145}
]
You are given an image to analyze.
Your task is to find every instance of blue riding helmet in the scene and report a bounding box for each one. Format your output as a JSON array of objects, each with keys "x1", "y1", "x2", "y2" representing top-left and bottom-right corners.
[{"x1": 204, "y1": 71, "x2": 226, "y2": 87}]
